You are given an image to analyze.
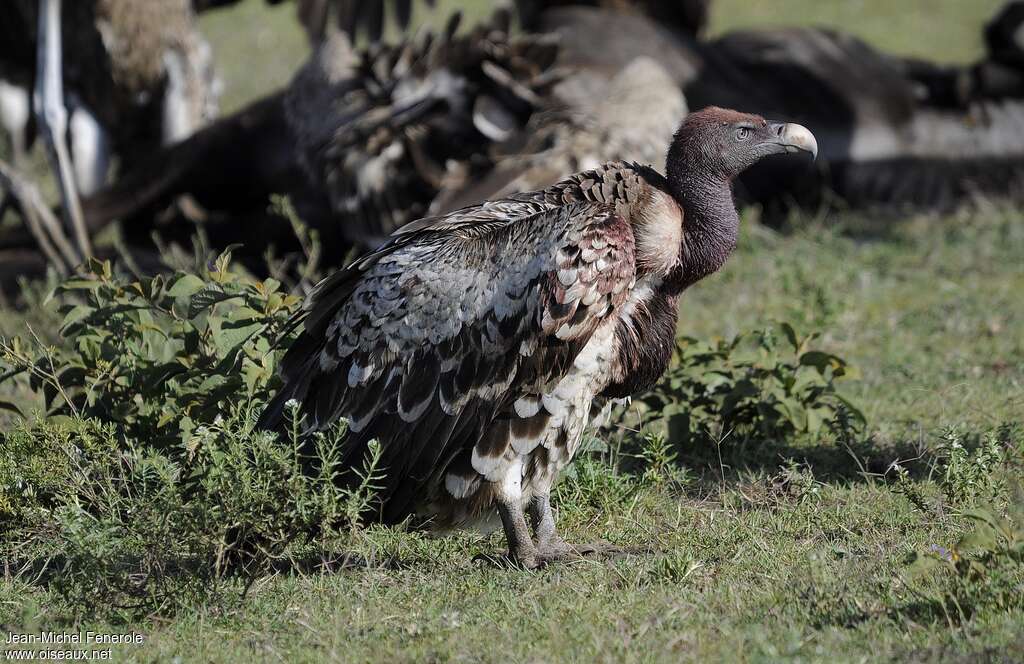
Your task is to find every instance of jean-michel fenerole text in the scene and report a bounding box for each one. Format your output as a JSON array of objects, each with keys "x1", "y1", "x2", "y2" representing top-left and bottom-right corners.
[{"x1": 5, "y1": 631, "x2": 144, "y2": 645}]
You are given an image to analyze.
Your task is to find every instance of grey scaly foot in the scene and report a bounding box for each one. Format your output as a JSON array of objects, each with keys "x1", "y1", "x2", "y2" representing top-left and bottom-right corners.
[
  {"x1": 495, "y1": 499, "x2": 542, "y2": 569},
  {"x1": 528, "y1": 493, "x2": 604, "y2": 561}
]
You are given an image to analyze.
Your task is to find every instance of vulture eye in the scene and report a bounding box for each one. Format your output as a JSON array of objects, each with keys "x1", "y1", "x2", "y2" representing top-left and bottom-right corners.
[{"x1": 734, "y1": 127, "x2": 751, "y2": 142}]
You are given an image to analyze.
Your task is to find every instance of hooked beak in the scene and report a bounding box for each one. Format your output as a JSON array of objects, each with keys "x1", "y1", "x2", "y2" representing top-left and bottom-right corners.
[{"x1": 769, "y1": 122, "x2": 818, "y2": 160}]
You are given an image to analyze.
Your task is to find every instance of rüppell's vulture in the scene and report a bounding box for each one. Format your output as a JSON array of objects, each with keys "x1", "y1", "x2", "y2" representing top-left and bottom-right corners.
[{"x1": 259, "y1": 107, "x2": 817, "y2": 567}]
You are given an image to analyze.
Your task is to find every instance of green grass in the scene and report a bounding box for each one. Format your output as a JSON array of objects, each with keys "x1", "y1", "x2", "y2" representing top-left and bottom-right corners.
[
  {"x1": 688, "y1": 207, "x2": 1024, "y2": 437},
  {"x1": 4, "y1": 1, "x2": 1024, "y2": 662},
  {"x1": 710, "y1": 0, "x2": 1005, "y2": 63},
  {"x1": 55, "y1": 476, "x2": 1024, "y2": 662},
  {"x1": 3, "y1": 204, "x2": 1021, "y2": 664},
  {"x1": 199, "y1": 0, "x2": 308, "y2": 114}
]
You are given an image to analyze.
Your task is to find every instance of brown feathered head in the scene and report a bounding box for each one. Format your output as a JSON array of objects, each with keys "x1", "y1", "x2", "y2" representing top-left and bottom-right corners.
[{"x1": 667, "y1": 106, "x2": 817, "y2": 183}]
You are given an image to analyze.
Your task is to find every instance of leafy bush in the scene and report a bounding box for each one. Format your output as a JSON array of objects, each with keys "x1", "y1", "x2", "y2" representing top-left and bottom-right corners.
[
  {"x1": 891, "y1": 423, "x2": 1018, "y2": 515},
  {"x1": 556, "y1": 453, "x2": 639, "y2": 518},
  {"x1": 0, "y1": 254, "x2": 388, "y2": 619},
  {"x1": 628, "y1": 323, "x2": 864, "y2": 448},
  {"x1": 0, "y1": 252, "x2": 301, "y2": 448},
  {"x1": 937, "y1": 425, "x2": 1007, "y2": 505},
  {"x1": 1, "y1": 407, "x2": 382, "y2": 619},
  {"x1": 0, "y1": 415, "x2": 120, "y2": 526}
]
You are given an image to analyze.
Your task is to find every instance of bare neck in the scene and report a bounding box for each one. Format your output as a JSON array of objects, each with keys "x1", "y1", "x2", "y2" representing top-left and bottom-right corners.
[{"x1": 666, "y1": 163, "x2": 740, "y2": 292}]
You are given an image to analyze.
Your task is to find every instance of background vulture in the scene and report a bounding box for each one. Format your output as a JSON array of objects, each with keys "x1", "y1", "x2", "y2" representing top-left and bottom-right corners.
[
  {"x1": 526, "y1": 3, "x2": 1024, "y2": 216},
  {"x1": 284, "y1": 11, "x2": 560, "y2": 246},
  {"x1": 431, "y1": 56, "x2": 687, "y2": 214},
  {"x1": 0, "y1": 0, "x2": 221, "y2": 273},
  {"x1": 24, "y1": 0, "x2": 1024, "y2": 291},
  {"x1": 69, "y1": 9, "x2": 561, "y2": 273},
  {"x1": 259, "y1": 107, "x2": 817, "y2": 567}
]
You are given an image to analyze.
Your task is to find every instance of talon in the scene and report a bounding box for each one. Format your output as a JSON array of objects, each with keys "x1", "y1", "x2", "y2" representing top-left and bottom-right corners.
[
  {"x1": 473, "y1": 550, "x2": 542, "y2": 570},
  {"x1": 538, "y1": 540, "x2": 626, "y2": 560}
]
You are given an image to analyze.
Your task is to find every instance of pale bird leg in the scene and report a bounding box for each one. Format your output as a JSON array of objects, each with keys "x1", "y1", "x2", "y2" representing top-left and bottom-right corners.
[
  {"x1": 529, "y1": 493, "x2": 623, "y2": 560},
  {"x1": 0, "y1": 79, "x2": 31, "y2": 168},
  {"x1": 528, "y1": 493, "x2": 572, "y2": 554},
  {"x1": 68, "y1": 102, "x2": 110, "y2": 196},
  {"x1": 35, "y1": 0, "x2": 92, "y2": 260},
  {"x1": 161, "y1": 50, "x2": 195, "y2": 145},
  {"x1": 0, "y1": 80, "x2": 32, "y2": 224}
]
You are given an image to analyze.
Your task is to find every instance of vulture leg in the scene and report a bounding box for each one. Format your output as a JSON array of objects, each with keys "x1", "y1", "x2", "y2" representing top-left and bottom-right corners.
[
  {"x1": 162, "y1": 50, "x2": 195, "y2": 145},
  {"x1": 0, "y1": 79, "x2": 31, "y2": 223},
  {"x1": 496, "y1": 499, "x2": 541, "y2": 569},
  {"x1": 35, "y1": 0, "x2": 92, "y2": 259},
  {"x1": 0, "y1": 78, "x2": 31, "y2": 168},
  {"x1": 528, "y1": 493, "x2": 612, "y2": 560},
  {"x1": 528, "y1": 493, "x2": 571, "y2": 555},
  {"x1": 161, "y1": 40, "x2": 218, "y2": 146},
  {"x1": 67, "y1": 102, "x2": 110, "y2": 196}
]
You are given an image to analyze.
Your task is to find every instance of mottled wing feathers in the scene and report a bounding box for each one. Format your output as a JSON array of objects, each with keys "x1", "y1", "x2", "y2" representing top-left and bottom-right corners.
[{"x1": 261, "y1": 194, "x2": 636, "y2": 522}]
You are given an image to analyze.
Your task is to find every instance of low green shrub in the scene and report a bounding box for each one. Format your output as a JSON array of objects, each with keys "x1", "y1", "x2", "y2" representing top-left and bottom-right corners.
[
  {"x1": 0, "y1": 416, "x2": 120, "y2": 527},
  {"x1": 1, "y1": 407, "x2": 381, "y2": 620},
  {"x1": 891, "y1": 423, "x2": 1019, "y2": 515},
  {"x1": 937, "y1": 425, "x2": 1008, "y2": 506},
  {"x1": 907, "y1": 495, "x2": 1024, "y2": 623},
  {"x1": 628, "y1": 323, "x2": 864, "y2": 448},
  {"x1": 0, "y1": 253, "x2": 386, "y2": 619},
  {"x1": 0, "y1": 252, "x2": 301, "y2": 448}
]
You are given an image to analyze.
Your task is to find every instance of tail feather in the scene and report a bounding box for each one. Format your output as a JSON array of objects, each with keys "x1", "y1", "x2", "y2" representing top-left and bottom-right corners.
[{"x1": 257, "y1": 338, "x2": 323, "y2": 434}]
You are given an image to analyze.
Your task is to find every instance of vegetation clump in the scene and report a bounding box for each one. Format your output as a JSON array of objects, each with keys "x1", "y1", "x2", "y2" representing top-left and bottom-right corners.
[
  {"x1": 0, "y1": 254, "x2": 383, "y2": 619},
  {"x1": 627, "y1": 323, "x2": 864, "y2": 447}
]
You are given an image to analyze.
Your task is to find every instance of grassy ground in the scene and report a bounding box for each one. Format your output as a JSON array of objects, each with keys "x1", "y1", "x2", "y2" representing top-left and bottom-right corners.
[
  {"x1": 3, "y1": 205, "x2": 1021, "y2": 664},
  {"x1": 3, "y1": 1, "x2": 1023, "y2": 663}
]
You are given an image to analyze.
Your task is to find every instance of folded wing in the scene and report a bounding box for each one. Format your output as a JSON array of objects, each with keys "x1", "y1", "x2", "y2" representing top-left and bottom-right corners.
[{"x1": 260, "y1": 192, "x2": 636, "y2": 521}]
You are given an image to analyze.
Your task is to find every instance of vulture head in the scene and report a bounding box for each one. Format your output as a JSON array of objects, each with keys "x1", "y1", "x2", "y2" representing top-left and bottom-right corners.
[{"x1": 667, "y1": 106, "x2": 817, "y2": 184}]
